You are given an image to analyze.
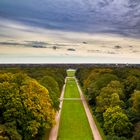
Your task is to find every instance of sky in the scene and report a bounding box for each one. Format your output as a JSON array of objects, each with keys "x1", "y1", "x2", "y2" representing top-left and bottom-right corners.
[{"x1": 0, "y1": 0, "x2": 140, "y2": 63}]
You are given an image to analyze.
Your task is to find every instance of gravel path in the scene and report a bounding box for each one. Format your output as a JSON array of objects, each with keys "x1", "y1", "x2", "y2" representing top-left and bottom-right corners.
[{"x1": 49, "y1": 78, "x2": 67, "y2": 140}]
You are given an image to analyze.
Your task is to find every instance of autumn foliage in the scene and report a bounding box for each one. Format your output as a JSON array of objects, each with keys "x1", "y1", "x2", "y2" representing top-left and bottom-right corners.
[
  {"x1": 0, "y1": 67, "x2": 66, "y2": 140},
  {"x1": 76, "y1": 67, "x2": 140, "y2": 140}
]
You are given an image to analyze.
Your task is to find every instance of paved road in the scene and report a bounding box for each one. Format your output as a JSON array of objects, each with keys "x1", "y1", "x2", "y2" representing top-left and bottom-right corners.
[{"x1": 75, "y1": 77, "x2": 102, "y2": 140}]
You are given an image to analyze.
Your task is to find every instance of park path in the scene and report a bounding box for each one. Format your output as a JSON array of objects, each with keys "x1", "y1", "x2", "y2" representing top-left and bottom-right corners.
[
  {"x1": 49, "y1": 77, "x2": 102, "y2": 140},
  {"x1": 49, "y1": 78, "x2": 67, "y2": 140}
]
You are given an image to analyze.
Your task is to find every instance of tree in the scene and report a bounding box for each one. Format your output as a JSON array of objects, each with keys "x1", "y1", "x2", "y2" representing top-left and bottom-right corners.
[
  {"x1": 76, "y1": 67, "x2": 140, "y2": 139},
  {"x1": 106, "y1": 135, "x2": 128, "y2": 140},
  {"x1": 0, "y1": 73, "x2": 56, "y2": 140},
  {"x1": 96, "y1": 81, "x2": 124, "y2": 113},
  {"x1": 0, "y1": 73, "x2": 13, "y2": 83},
  {"x1": 39, "y1": 76, "x2": 60, "y2": 110},
  {"x1": 133, "y1": 122, "x2": 140, "y2": 140},
  {"x1": 131, "y1": 90, "x2": 140, "y2": 114},
  {"x1": 103, "y1": 106, "x2": 132, "y2": 137},
  {"x1": 123, "y1": 76, "x2": 139, "y2": 98},
  {"x1": 86, "y1": 74, "x2": 118, "y2": 105},
  {"x1": 0, "y1": 123, "x2": 22, "y2": 140}
]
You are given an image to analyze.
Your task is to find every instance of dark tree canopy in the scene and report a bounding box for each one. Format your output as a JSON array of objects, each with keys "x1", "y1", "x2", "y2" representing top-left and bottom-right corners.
[{"x1": 76, "y1": 67, "x2": 140, "y2": 139}]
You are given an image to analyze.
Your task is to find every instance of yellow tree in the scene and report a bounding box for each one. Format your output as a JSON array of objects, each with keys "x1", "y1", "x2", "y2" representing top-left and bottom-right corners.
[{"x1": 0, "y1": 73, "x2": 56, "y2": 140}]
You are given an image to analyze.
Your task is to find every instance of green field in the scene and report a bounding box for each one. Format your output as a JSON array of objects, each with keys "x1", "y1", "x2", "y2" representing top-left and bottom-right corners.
[
  {"x1": 58, "y1": 101, "x2": 93, "y2": 140},
  {"x1": 64, "y1": 78, "x2": 80, "y2": 98},
  {"x1": 58, "y1": 75, "x2": 93, "y2": 140},
  {"x1": 67, "y1": 69, "x2": 76, "y2": 77}
]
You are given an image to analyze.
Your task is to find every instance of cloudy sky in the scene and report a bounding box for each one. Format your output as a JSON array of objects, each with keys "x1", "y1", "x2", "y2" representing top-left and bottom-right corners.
[{"x1": 0, "y1": 0, "x2": 140, "y2": 63}]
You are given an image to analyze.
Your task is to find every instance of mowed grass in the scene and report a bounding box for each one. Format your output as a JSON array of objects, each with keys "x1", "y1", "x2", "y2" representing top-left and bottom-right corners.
[
  {"x1": 64, "y1": 78, "x2": 80, "y2": 98},
  {"x1": 58, "y1": 100, "x2": 93, "y2": 140},
  {"x1": 67, "y1": 70, "x2": 76, "y2": 77}
]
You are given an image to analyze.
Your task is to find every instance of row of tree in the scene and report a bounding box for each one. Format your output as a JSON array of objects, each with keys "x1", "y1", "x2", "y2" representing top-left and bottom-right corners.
[
  {"x1": 0, "y1": 66, "x2": 66, "y2": 140},
  {"x1": 76, "y1": 67, "x2": 140, "y2": 140}
]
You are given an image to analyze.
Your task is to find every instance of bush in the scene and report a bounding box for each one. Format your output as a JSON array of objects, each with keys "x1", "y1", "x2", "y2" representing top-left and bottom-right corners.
[{"x1": 106, "y1": 135, "x2": 128, "y2": 140}]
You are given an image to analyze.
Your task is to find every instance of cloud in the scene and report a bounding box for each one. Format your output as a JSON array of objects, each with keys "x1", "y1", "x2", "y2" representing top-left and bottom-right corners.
[
  {"x1": 0, "y1": 16, "x2": 140, "y2": 63},
  {"x1": 114, "y1": 45, "x2": 122, "y2": 49},
  {"x1": 0, "y1": 0, "x2": 140, "y2": 37}
]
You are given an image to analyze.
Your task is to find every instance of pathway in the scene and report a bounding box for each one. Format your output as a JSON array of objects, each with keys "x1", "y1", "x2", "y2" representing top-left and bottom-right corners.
[
  {"x1": 75, "y1": 77, "x2": 102, "y2": 140},
  {"x1": 49, "y1": 78, "x2": 67, "y2": 140}
]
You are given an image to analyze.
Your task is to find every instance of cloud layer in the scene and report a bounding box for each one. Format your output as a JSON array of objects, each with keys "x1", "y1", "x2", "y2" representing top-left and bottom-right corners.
[
  {"x1": 0, "y1": 0, "x2": 140, "y2": 63},
  {"x1": 0, "y1": 0, "x2": 140, "y2": 37}
]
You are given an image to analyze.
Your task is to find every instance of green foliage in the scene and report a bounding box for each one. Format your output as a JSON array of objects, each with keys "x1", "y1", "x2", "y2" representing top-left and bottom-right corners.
[
  {"x1": 112, "y1": 68, "x2": 129, "y2": 80},
  {"x1": 131, "y1": 90, "x2": 140, "y2": 114},
  {"x1": 89, "y1": 73, "x2": 118, "y2": 95},
  {"x1": 133, "y1": 122, "x2": 140, "y2": 140},
  {"x1": 106, "y1": 135, "x2": 128, "y2": 140},
  {"x1": 86, "y1": 73, "x2": 118, "y2": 105},
  {"x1": 0, "y1": 66, "x2": 66, "y2": 140},
  {"x1": 126, "y1": 108, "x2": 140, "y2": 124},
  {"x1": 96, "y1": 81, "x2": 124, "y2": 113},
  {"x1": 39, "y1": 76, "x2": 60, "y2": 110},
  {"x1": 0, "y1": 66, "x2": 66, "y2": 91},
  {"x1": 0, "y1": 123, "x2": 22, "y2": 140},
  {"x1": 0, "y1": 73, "x2": 56, "y2": 140},
  {"x1": 123, "y1": 76, "x2": 140, "y2": 98},
  {"x1": 103, "y1": 106, "x2": 132, "y2": 137},
  {"x1": 0, "y1": 73, "x2": 13, "y2": 83},
  {"x1": 76, "y1": 67, "x2": 140, "y2": 139},
  {"x1": 76, "y1": 68, "x2": 91, "y2": 86}
]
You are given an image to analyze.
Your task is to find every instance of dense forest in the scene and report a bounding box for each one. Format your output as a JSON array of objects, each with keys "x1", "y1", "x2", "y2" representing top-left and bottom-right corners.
[
  {"x1": 1, "y1": 65, "x2": 140, "y2": 140},
  {"x1": 0, "y1": 66, "x2": 66, "y2": 140},
  {"x1": 76, "y1": 67, "x2": 140, "y2": 140}
]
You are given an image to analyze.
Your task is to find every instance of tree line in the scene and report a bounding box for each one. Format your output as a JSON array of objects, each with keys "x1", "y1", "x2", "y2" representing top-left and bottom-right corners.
[
  {"x1": 0, "y1": 67, "x2": 66, "y2": 140},
  {"x1": 76, "y1": 67, "x2": 140, "y2": 140}
]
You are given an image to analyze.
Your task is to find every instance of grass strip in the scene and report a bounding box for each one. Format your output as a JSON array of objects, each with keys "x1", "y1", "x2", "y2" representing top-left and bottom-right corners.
[
  {"x1": 58, "y1": 100, "x2": 93, "y2": 140},
  {"x1": 67, "y1": 70, "x2": 76, "y2": 77},
  {"x1": 64, "y1": 78, "x2": 80, "y2": 98}
]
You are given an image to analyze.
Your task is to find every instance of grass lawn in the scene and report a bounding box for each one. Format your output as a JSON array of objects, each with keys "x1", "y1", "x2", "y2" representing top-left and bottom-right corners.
[
  {"x1": 67, "y1": 69, "x2": 76, "y2": 77},
  {"x1": 64, "y1": 78, "x2": 80, "y2": 98},
  {"x1": 58, "y1": 101, "x2": 93, "y2": 140}
]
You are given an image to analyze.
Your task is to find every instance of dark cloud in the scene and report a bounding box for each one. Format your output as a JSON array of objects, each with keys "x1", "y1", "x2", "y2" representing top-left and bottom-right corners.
[
  {"x1": 88, "y1": 50, "x2": 101, "y2": 53},
  {"x1": 0, "y1": 41, "x2": 47, "y2": 48},
  {"x1": 0, "y1": 0, "x2": 140, "y2": 37},
  {"x1": 0, "y1": 41, "x2": 25, "y2": 46},
  {"x1": 67, "y1": 48, "x2": 76, "y2": 51},
  {"x1": 114, "y1": 45, "x2": 122, "y2": 49},
  {"x1": 0, "y1": 40, "x2": 78, "y2": 49},
  {"x1": 107, "y1": 51, "x2": 117, "y2": 54}
]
